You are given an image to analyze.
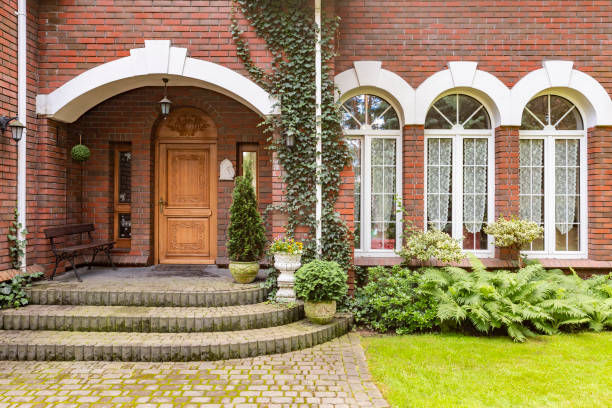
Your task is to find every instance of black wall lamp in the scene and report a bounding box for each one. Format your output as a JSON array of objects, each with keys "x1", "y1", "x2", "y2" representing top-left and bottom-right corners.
[
  {"x1": 0, "y1": 116, "x2": 25, "y2": 142},
  {"x1": 158, "y1": 78, "x2": 172, "y2": 117}
]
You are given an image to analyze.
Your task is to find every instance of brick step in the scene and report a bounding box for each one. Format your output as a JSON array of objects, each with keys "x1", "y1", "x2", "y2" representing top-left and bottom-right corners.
[
  {"x1": 0, "y1": 316, "x2": 353, "y2": 361},
  {"x1": 0, "y1": 303, "x2": 303, "y2": 333},
  {"x1": 25, "y1": 280, "x2": 268, "y2": 307}
]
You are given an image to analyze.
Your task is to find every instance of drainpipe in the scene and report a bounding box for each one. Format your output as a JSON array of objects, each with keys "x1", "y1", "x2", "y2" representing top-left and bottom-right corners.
[
  {"x1": 315, "y1": 0, "x2": 322, "y2": 256},
  {"x1": 16, "y1": 0, "x2": 27, "y2": 270}
]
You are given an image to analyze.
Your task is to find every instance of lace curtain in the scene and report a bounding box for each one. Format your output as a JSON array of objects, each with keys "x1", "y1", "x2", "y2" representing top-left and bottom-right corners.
[
  {"x1": 427, "y1": 139, "x2": 452, "y2": 231},
  {"x1": 463, "y1": 139, "x2": 488, "y2": 233},
  {"x1": 519, "y1": 140, "x2": 544, "y2": 224},
  {"x1": 555, "y1": 140, "x2": 579, "y2": 234}
]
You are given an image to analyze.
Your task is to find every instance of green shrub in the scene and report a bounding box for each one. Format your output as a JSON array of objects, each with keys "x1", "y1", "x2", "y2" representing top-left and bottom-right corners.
[
  {"x1": 483, "y1": 216, "x2": 543, "y2": 248},
  {"x1": 294, "y1": 260, "x2": 347, "y2": 302},
  {"x1": 0, "y1": 272, "x2": 43, "y2": 309},
  {"x1": 417, "y1": 256, "x2": 612, "y2": 342},
  {"x1": 227, "y1": 167, "x2": 266, "y2": 262},
  {"x1": 70, "y1": 144, "x2": 91, "y2": 161},
  {"x1": 353, "y1": 266, "x2": 438, "y2": 334},
  {"x1": 398, "y1": 229, "x2": 465, "y2": 265}
]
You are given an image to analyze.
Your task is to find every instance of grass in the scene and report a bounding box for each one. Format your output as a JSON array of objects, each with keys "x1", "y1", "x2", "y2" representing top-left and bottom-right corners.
[{"x1": 361, "y1": 332, "x2": 612, "y2": 408}]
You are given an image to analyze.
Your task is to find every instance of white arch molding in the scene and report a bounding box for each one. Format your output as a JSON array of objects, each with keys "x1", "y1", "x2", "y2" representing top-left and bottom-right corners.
[
  {"x1": 335, "y1": 60, "x2": 612, "y2": 128},
  {"x1": 334, "y1": 61, "x2": 415, "y2": 125},
  {"x1": 36, "y1": 40, "x2": 276, "y2": 123}
]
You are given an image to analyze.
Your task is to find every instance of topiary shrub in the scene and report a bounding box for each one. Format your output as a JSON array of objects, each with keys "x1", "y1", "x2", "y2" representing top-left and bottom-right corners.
[
  {"x1": 71, "y1": 144, "x2": 91, "y2": 161},
  {"x1": 294, "y1": 260, "x2": 347, "y2": 302},
  {"x1": 353, "y1": 266, "x2": 438, "y2": 334},
  {"x1": 227, "y1": 167, "x2": 266, "y2": 262}
]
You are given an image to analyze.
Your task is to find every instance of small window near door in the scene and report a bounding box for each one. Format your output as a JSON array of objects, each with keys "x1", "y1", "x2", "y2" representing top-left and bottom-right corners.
[
  {"x1": 113, "y1": 145, "x2": 131, "y2": 249},
  {"x1": 238, "y1": 143, "x2": 258, "y2": 195}
]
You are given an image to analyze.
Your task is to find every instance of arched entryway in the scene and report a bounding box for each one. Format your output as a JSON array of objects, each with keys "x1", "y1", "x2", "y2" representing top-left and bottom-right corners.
[{"x1": 154, "y1": 107, "x2": 218, "y2": 264}]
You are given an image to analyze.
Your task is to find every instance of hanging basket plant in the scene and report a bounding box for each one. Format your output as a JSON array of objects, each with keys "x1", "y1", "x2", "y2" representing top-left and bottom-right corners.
[{"x1": 71, "y1": 144, "x2": 91, "y2": 162}]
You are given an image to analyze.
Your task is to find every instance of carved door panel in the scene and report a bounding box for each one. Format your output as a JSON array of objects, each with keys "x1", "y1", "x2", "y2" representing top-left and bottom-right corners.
[{"x1": 158, "y1": 143, "x2": 217, "y2": 263}]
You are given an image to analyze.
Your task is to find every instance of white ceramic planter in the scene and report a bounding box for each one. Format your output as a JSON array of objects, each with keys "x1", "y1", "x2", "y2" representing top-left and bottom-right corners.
[{"x1": 274, "y1": 253, "x2": 302, "y2": 303}]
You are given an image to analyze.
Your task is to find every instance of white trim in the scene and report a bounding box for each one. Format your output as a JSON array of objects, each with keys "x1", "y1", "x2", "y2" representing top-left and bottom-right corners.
[
  {"x1": 336, "y1": 60, "x2": 612, "y2": 128},
  {"x1": 334, "y1": 61, "x2": 415, "y2": 125},
  {"x1": 510, "y1": 61, "x2": 612, "y2": 128},
  {"x1": 415, "y1": 61, "x2": 509, "y2": 126},
  {"x1": 17, "y1": 0, "x2": 26, "y2": 270},
  {"x1": 36, "y1": 40, "x2": 276, "y2": 123}
]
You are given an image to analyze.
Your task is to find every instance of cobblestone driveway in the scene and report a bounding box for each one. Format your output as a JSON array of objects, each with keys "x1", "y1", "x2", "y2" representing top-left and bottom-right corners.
[{"x1": 0, "y1": 333, "x2": 388, "y2": 407}]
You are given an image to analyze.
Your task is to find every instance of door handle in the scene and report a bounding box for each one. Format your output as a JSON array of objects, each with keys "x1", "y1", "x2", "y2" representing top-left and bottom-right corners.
[{"x1": 159, "y1": 198, "x2": 168, "y2": 213}]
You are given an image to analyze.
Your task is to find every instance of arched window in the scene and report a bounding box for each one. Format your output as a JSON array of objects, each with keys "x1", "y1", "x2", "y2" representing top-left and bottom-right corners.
[
  {"x1": 341, "y1": 94, "x2": 401, "y2": 253},
  {"x1": 519, "y1": 94, "x2": 586, "y2": 256},
  {"x1": 425, "y1": 94, "x2": 493, "y2": 254}
]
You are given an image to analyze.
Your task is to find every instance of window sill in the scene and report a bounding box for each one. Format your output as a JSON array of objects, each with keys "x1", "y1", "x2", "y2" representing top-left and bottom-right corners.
[{"x1": 354, "y1": 256, "x2": 612, "y2": 269}]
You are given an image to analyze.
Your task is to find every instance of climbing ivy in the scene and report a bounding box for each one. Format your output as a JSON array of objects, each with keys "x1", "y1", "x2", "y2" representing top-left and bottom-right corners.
[
  {"x1": 231, "y1": 0, "x2": 351, "y2": 269},
  {"x1": 7, "y1": 206, "x2": 27, "y2": 270}
]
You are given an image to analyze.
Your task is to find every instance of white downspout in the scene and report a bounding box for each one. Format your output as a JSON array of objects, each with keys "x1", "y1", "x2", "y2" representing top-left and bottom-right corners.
[
  {"x1": 16, "y1": 0, "x2": 27, "y2": 270},
  {"x1": 314, "y1": 0, "x2": 322, "y2": 256}
]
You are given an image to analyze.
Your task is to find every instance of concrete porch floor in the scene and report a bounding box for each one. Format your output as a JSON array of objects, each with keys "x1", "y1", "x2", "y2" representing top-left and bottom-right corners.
[{"x1": 50, "y1": 264, "x2": 272, "y2": 284}]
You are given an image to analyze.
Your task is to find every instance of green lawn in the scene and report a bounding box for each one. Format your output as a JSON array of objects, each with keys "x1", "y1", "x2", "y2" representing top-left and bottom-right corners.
[{"x1": 361, "y1": 332, "x2": 612, "y2": 408}]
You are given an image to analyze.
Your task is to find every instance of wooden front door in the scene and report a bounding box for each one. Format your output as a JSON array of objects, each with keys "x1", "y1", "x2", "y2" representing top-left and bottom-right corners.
[{"x1": 157, "y1": 143, "x2": 217, "y2": 263}]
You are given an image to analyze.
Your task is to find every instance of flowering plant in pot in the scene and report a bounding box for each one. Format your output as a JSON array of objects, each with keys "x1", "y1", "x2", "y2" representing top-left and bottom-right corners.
[
  {"x1": 269, "y1": 236, "x2": 303, "y2": 302},
  {"x1": 483, "y1": 216, "x2": 543, "y2": 267},
  {"x1": 227, "y1": 167, "x2": 266, "y2": 284},
  {"x1": 294, "y1": 260, "x2": 348, "y2": 324}
]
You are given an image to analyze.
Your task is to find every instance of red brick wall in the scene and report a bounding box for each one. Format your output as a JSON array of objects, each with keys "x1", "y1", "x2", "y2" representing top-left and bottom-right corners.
[
  {"x1": 36, "y1": 0, "x2": 274, "y2": 94},
  {"x1": 402, "y1": 125, "x2": 425, "y2": 230},
  {"x1": 335, "y1": 0, "x2": 612, "y2": 93},
  {"x1": 0, "y1": 0, "x2": 39, "y2": 270},
  {"x1": 495, "y1": 126, "x2": 520, "y2": 219},
  {"x1": 588, "y1": 126, "x2": 612, "y2": 261}
]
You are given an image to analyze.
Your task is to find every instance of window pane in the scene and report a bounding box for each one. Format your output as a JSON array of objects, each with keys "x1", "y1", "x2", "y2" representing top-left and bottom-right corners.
[
  {"x1": 242, "y1": 151, "x2": 257, "y2": 194},
  {"x1": 554, "y1": 139, "x2": 580, "y2": 251},
  {"x1": 425, "y1": 107, "x2": 452, "y2": 129},
  {"x1": 433, "y1": 95, "x2": 457, "y2": 125},
  {"x1": 118, "y1": 213, "x2": 131, "y2": 239},
  {"x1": 459, "y1": 95, "x2": 490, "y2": 129},
  {"x1": 524, "y1": 95, "x2": 548, "y2": 127},
  {"x1": 347, "y1": 139, "x2": 361, "y2": 249},
  {"x1": 341, "y1": 95, "x2": 365, "y2": 129},
  {"x1": 519, "y1": 139, "x2": 545, "y2": 251},
  {"x1": 426, "y1": 138, "x2": 452, "y2": 232},
  {"x1": 462, "y1": 138, "x2": 488, "y2": 250},
  {"x1": 370, "y1": 138, "x2": 396, "y2": 250},
  {"x1": 118, "y1": 151, "x2": 131, "y2": 203},
  {"x1": 368, "y1": 95, "x2": 390, "y2": 127}
]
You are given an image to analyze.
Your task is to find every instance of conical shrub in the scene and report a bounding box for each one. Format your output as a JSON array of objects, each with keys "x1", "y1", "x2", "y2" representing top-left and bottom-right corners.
[{"x1": 227, "y1": 166, "x2": 266, "y2": 262}]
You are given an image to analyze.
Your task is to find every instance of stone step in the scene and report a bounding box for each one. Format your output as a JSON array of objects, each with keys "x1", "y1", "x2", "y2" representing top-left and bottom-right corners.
[
  {"x1": 0, "y1": 315, "x2": 353, "y2": 361},
  {"x1": 0, "y1": 303, "x2": 303, "y2": 333},
  {"x1": 25, "y1": 279, "x2": 268, "y2": 307}
]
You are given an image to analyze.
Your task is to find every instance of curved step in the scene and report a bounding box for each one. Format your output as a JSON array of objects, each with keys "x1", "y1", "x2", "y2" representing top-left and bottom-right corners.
[
  {"x1": 0, "y1": 303, "x2": 303, "y2": 332},
  {"x1": 25, "y1": 278, "x2": 267, "y2": 307},
  {"x1": 0, "y1": 315, "x2": 353, "y2": 361}
]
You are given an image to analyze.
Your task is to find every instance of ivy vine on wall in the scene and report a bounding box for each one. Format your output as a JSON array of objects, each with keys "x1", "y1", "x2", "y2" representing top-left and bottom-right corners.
[{"x1": 231, "y1": 0, "x2": 351, "y2": 269}]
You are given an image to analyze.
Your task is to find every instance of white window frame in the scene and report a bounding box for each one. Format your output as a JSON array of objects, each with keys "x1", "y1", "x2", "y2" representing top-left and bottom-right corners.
[
  {"x1": 424, "y1": 129, "x2": 495, "y2": 257},
  {"x1": 519, "y1": 129, "x2": 588, "y2": 259},
  {"x1": 345, "y1": 129, "x2": 403, "y2": 257}
]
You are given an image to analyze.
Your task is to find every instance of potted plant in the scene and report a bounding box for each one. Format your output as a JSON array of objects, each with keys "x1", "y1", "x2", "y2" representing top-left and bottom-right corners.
[
  {"x1": 269, "y1": 236, "x2": 303, "y2": 302},
  {"x1": 294, "y1": 260, "x2": 347, "y2": 324},
  {"x1": 483, "y1": 216, "x2": 544, "y2": 267},
  {"x1": 227, "y1": 166, "x2": 266, "y2": 283}
]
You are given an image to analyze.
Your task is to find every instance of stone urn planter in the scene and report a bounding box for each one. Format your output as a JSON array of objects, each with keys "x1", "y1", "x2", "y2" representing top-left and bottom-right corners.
[
  {"x1": 274, "y1": 252, "x2": 302, "y2": 303},
  {"x1": 229, "y1": 261, "x2": 259, "y2": 284},
  {"x1": 304, "y1": 300, "x2": 336, "y2": 324}
]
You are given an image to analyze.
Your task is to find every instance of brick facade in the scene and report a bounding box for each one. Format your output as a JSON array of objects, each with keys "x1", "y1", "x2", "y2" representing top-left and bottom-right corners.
[{"x1": 0, "y1": 1, "x2": 611, "y2": 275}]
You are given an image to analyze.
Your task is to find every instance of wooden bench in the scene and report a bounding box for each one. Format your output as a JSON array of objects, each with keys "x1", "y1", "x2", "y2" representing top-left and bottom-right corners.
[{"x1": 44, "y1": 223, "x2": 116, "y2": 282}]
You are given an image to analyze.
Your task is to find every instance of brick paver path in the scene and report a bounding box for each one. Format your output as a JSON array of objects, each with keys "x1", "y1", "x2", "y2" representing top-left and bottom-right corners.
[{"x1": 0, "y1": 333, "x2": 388, "y2": 407}]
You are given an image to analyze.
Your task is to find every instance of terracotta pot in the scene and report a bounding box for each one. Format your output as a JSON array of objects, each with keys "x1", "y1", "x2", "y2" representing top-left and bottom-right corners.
[
  {"x1": 304, "y1": 300, "x2": 336, "y2": 324},
  {"x1": 229, "y1": 261, "x2": 259, "y2": 284}
]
